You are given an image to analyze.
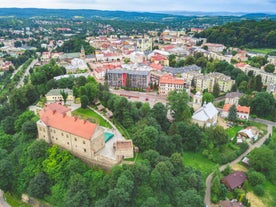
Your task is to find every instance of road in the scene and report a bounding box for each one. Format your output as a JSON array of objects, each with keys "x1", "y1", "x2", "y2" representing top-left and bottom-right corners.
[
  {"x1": 110, "y1": 88, "x2": 167, "y2": 107},
  {"x1": 16, "y1": 59, "x2": 38, "y2": 88},
  {"x1": 0, "y1": 190, "x2": 11, "y2": 207},
  {"x1": 204, "y1": 123, "x2": 273, "y2": 207}
]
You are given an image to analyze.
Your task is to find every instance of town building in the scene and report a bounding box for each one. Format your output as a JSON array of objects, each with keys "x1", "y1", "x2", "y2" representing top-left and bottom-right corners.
[
  {"x1": 220, "y1": 200, "x2": 245, "y2": 207},
  {"x1": 45, "y1": 88, "x2": 75, "y2": 104},
  {"x1": 106, "y1": 69, "x2": 150, "y2": 89},
  {"x1": 235, "y1": 63, "x2": 276, "y2": 86},
  {"x1": 203, "y1": 43, "x2": 226, "y2": 53},
  {"x1": 267, "y1": 83, "x2": 276, "y2": 99},
  {"x1": 158, "y1": 74, "x2": 186, "y2": 95},
  {"x1": 225, "y1": 92, "x2": 243, "y2": 106},
  {"x1": 192, "y1": 102, "x2": 218, "y2": 127}
]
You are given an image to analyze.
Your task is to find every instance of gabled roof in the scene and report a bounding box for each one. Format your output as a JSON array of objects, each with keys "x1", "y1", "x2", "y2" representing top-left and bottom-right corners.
[
  {"x1": 39, "y1": 106, "x2": 96, "y2": 140},
  {"x1": 192, "y1": 102, "x2": 218, "y2": 122},
  {"x1": 44, "y1": 103, "x2": 71, "y2": 114},
  {"x1": 159, "y1": 74, "x2": 184, "y2": 85},
  {"x1": 223, "y1": 104, "x2": 250, "y2": 114},
  {"x1": 225, "y1": 92, "x2": 243, "y2": 99},
  {"x1": 222, "y1": 171, "x2": 247, "y2": 190}
]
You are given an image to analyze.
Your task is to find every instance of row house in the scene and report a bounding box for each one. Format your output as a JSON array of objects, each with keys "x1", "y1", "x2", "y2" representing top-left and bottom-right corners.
[
  {"x1": 158, "y1": 74, "x2": 186, "y2": 95},
  {"x1": 106, "y1": 69, "x2": 150, "y2": 89}
]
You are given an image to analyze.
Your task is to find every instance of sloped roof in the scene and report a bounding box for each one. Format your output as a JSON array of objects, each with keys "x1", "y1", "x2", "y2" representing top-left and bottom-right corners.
[
  {"x1": 40, "y1": 106, "x2": 96, "y2": 140},
  {"x1": 192, "y1": 102, "x2": 218, "y2": 121},
  {"x1": 225, "y1": 92, "x2": 243, "y2": 99},
  {"x1": 223, "y1": 104, "x2": 250, "y2": 114},
  {"x1": 159, "y1": 74, "x2": 184, "y2": 85},
  {"x1": 222, "y1": 171, "x2": 247, "y2": 190},
  {"x1": 44, "y1": 103, "x2": 71, "y2": 114}
]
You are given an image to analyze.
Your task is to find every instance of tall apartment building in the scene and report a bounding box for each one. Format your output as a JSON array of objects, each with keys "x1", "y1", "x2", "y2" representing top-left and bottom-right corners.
[
  {"x1": 106, "y1": 69, "x2": 150, "y2": 89},
  {"x1": 183, "y1": 71, "x2": 234, "y2": 93}
]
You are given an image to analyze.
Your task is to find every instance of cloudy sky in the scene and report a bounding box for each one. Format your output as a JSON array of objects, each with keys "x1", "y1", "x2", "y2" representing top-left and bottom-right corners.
[{"x1": 1, "y1": 0, "x2": 276, "y2": 13}]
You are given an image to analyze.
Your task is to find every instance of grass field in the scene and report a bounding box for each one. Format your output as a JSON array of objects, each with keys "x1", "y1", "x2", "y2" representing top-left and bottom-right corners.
[
  {"x1": 226, "y1": 125, "x2": 243, "y2": 139},
  {"x1": 72, "y1": 108, "x2": 112, "y2": 129},
  {"x1": 183, "y1": 152, "x2": 217, "y2": 180},
  {"x1": 4, "y1": 193, "x2": 32, "y2": 207},
  {"x1": 246, "y1": 48, "x2": 276, "y2": 54},
  {"x1": 261, "y1": 180, "x2": 276, "y2": 207}
]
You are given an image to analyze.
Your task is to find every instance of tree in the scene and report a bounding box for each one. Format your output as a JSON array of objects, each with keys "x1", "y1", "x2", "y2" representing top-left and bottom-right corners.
[
  {"x1": 264, "y1": 64, "x2": 275, "y2": 73},
  {"x1": 228, "y1": 105, "x2": 237, "y2": 122},
  {"x1": 184, "y1": 56, "x2": 195, "y2": 66},
  {"x1": 133, "y1": 126, "x2": 158, "y2": 152},
  {"x1": 202, "y1": 92, "x2": 214, "y2": 104},
  {"x1": 1, "y1": 116, "x2": 16, "y2": 134},
  {"x1": 22, "y1": 120, "x2": 38, "y2": 139},
  {"x1": 60, "y1": 90, "x2": 68, "y2": 105},
  {"x1": 0, "y1": 158, "x2": 13, "y2": 191},
  {"x1": 251, "y1": 92, "x2": 275, "y2": 117},
  {"x1": 212, "y1": 82, "x2": 220, "y2": 97},
  {"x1": 247, "y1": 170, "x2": 265, "y2": 186},
  {"x1": 255, "y1": 75, "x2": 263, "y2": 92},
  {"x1": 249, "y1": 146, "x2": 274, "y2": 174},
  {"x1": 27, "y1": 172, "x2": 50, "y2": 198},
  {"x1": 167, "y1": 90, "x2": 191, "y2": 122},
  {"x1": 151, "y1": 102, "x2": 170, "y2": 131},
  {"x1": 80, "y1": 95, "x2": 89, "y2": 109}
]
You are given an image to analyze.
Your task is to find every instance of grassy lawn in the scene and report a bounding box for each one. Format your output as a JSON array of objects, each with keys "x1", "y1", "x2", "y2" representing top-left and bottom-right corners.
[
  {"x1": 4, "y1": 193, "x2": 32, "y2": 207},
  {"x1": 226, "y1": 125, "x2": 243, "y2": 139},
  {"x1": 72, "y1": 108, "x2": 112, "y2": 129},
  {"x1": 246, "y1": 48, "x2": 276, "y2": 54},
  {"x1": 183, "y1": 152, "x2": 217, "y2": 180},
  {"x1": 261, "y1": 180, "x2": 276, "y2": 207}
]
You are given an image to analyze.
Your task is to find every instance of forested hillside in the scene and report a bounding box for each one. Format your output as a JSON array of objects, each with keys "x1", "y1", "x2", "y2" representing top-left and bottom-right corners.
[{"x1": 195, "y1": 19, "x2": 276, "y2": 48}]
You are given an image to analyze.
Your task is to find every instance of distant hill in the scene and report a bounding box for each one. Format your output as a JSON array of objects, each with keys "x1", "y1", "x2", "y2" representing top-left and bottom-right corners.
[{"x1": 195, "y1": 19, "x2": 276, "y2": 48}]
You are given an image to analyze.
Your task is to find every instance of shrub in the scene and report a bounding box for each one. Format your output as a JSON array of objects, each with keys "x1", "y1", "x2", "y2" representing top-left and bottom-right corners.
[{"x1": 253, "y1": 185, "x2": 264, "y2": 196}]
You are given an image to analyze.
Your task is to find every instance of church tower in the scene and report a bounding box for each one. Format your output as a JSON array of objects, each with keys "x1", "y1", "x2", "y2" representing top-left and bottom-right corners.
[
  {"x1": 80, "y1": 45, "x2": 85, "y2": 60},
  {"x1": 193, "y1": 91, "x2": 203, "y2": 111}
]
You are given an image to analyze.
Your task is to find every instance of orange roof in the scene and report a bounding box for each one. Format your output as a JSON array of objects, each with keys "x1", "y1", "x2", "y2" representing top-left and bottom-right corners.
[
  {"x1": 40, "y1": 107, "x2": 96, "y2": 140},
  {"x1": 150, "y1": 63, "x2": 163, "y2": 70},
  {"x1": 237, "y1": 105, "x2": 250, "y2": 114},
  {"x1": 159, "y1": 74, "x2": 184, "y2": 85},
  {"x1": 235, "y1": 62, "x2": 247, "y2": 68},
  {"x1": 45, "y1": 103, "x2": 71, "y2": 114},
  {"x1": 151, "y1": 54, "x2": 167, "y2": 61},
  {"x1": 115, "y1": 140, "x2": 133, "y2": 149},
  {"x1": 223, "y1": 104, "x2": 250, "y2": 114}
]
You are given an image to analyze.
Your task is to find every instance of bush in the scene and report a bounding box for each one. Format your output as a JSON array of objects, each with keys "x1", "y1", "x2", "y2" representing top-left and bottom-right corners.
[{"x1": 253, "y1": 185, "x2": 264, "y2": 196}]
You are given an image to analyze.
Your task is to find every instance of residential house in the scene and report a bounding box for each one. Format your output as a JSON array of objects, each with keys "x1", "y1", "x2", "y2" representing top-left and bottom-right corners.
[
  {"x1": 221, "y1": 104, "x2": 250, "y2": 120},
  {"x1": 225, "y1": 92, "x2": 243, "y2": 106},
  {"x1": 221, "y1": 171, "x2": 247, "y2": 190},
  {"x1": 113, "y1": 140, "x2": 134, "y2": 159},
  {"x1": 192, "y1": 102, "x2": 218, "y2": 127},
  {"x1": 158, "y1": 74, "x2": 186, "y2": 95},
  {"x1": 267, "y1": 83, "x2": 276, "y2": 99},
  {"x1": 220, "y1": 200, "x2": 245, "y2": 207},
  {"x1": 238, "y1": 126, "x2": 260, "y2": 142}
]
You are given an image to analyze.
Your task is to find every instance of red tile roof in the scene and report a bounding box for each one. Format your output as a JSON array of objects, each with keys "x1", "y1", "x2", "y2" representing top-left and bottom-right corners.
[
  {"x1": 40, "y1": 106, "x2": 96, "y2": 140},
  {"x1": 159, "y1": 74, "x2": 184, "y2": 85},
  {"x1": 223, "y1": 104, "x2": 250, "y2": 114},
  {"x1": 150, "y1": 63, "x2": 163, "y2": 70},
  {"x1": 45, "y1": 103, "x2": 71, "y2": 114}
]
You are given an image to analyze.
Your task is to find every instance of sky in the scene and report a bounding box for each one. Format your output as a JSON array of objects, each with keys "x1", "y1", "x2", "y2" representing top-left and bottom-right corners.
[{"x1": 1, "y1": 0, "x2": 276, "y2": 13}]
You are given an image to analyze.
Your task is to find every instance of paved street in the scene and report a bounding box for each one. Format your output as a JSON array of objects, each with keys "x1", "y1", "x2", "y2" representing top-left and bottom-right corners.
[
  {"x1": 0, "y1": 190, "x2": 11, "y2": 207},
  {"x1": 204, "y1": 123, "x2": 273, "y2": 207},
  {"x1": 16, "y1": 59, "x2": 38, "y2": 88}
]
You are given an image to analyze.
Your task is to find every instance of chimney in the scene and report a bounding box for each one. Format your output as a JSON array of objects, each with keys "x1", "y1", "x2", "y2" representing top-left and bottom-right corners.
[
  {"x1": 52, "y1": 110, "x2": 56, "y2": 114},
  {"x1": 83, "y1": 120, "x2": 87, "y2": 124},
  {"x1": 63, "y1": 113, "x2": 66, "y2": 118},
  {"x1": 74, "y1": 116, "x2": 78, "y2": 121}
]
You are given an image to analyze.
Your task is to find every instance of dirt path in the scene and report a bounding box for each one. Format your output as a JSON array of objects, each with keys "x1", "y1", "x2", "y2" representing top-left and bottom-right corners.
[{"x1": 204, "y1": 124, "x2": 273, "y2": 206}]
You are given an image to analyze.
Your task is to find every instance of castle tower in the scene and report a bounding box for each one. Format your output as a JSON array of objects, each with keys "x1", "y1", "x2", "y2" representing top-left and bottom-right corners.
[
  {"x1": 80, "y1": 45, "x2": 85, "y2": 60},
  {"x1": 193, "y1": 91, "x2": 202, "y2": 111}
]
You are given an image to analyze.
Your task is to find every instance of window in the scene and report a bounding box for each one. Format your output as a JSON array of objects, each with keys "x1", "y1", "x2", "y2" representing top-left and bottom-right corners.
[
  {"x1": 61, "y1": 133, "x2": 64, "y2": 136},
  {"x1": 67, "y1": 142, "x2": 69, "y2": 145},
  {"x1": 66, "y1": 134, "x2": 69, "y2": 138},
  {"x1": 84, "y1": 148, "x2": 86, "y2": 152},
  {"x1": 83, "y1": 141, "x2": 86, "y2": 144},
  {"x1": 75, "y1": 138, "x2": 77, "y2": 141}
]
